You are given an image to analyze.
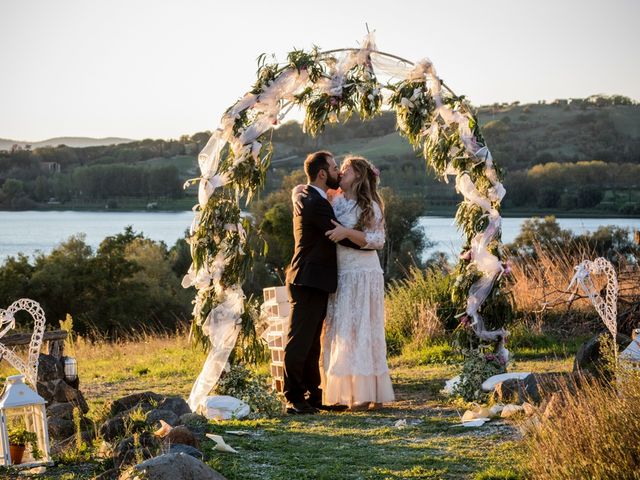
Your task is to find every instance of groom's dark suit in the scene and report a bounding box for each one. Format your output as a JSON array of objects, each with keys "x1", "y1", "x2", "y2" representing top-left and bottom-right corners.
[{"x1": 283, "y1": 186, "x2": 360, "y2": 406}]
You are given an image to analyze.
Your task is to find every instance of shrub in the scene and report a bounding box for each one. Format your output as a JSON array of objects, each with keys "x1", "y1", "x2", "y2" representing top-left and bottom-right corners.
[
  {"x1": 452, "y1": 349, "x2": 506, "y2": 402},
  {"x1": 385, "y1": 266, "x2": 455, "y2": 353},
  {"x1": 524, "y1": 368, "x2": 640, "y2": 479}
]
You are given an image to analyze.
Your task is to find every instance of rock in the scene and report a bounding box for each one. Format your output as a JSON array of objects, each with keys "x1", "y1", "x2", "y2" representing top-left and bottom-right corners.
[
  {"x1": 47, "y1": 401, "x2": 75, "y2": 421},
  {"x1": 53, "y1": 380, "x2": 89, "y2": 413},
  {"x1": 119, "y1": 453, "x2": 227, "y2": 480},
  {"x1": 37, "y1": 380, "x2": 57, "y2": 402},
  {"x1": 165, "y1": 426, "x2": 199, "y2": 449},
  {"x1": 178, "y1": 413, "x2": 209, "y2": 432},
  {"x1": 500, "y1": 404, "x2": 525, "y2": 418},
  {"x1": 37, "y1": 354, "x2": 64, "y2": 382},
  {"x1": 522, "y1": 402, "x2": 537, "y2": 416},
  {"x1": 493, "y1": 374, "x2": 541, "y2": 404},
  {"x1": 113, "y1": 431, "x2": 160, "y2": 469},
  {"x1": 523, "y1": 374, "x2": 541, "y2": 403},
  {"x1": 100, "y1": 415, "x2": 126, "y2": 441},
  {"x1": 493, "y1": 379, "x2": 525, "y2": 404},
  {"x1": 168, "y1": 443, "x2": 203, "y2": 459},
  {"x1": 146, "y1": 409, "x2": 179, "y2": 428},
  {"x1": 157, "y1": 396, "x2": 191, "y2": 417},
  {"x1": 108, "y1": 392, "x2": 163, "y2": 417},
  {"x1": 574, "y1": 333, "x2": 631, "y2": 379},
  {"x1": 48, "y1": 417, "x2": 75, "y2": 439}
]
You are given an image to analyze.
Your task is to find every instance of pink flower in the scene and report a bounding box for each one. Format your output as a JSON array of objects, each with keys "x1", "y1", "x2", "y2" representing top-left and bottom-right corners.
[
  {"x1": 484, "y1": 353, "x2": 496, "y2": 362},
  {"x1": 330, "y1": 96, "x2": 340, "y2": 106},
  {"x1": 460, "y1": 250, "x2": 472, "y2": 261},
  {"x1": 459, "y1": 315, "x2": 471, "y2": 327},
  {"x1": 502, "y1": 261, "x2": 512, "y2": 276}
]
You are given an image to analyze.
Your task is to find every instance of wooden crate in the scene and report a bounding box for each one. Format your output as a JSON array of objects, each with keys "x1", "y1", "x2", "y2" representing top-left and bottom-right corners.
[
  {"x1": 272, "y1": 377, "x2": 284, "y2": 393},
  {"x1": 267, "y1": 316, "x2": 289, "y2": 333},
  {"x1": 263, "y1": 286, "x2": 288, "y2": 303},
  {"x1": 267, "y1": 331, "x2": 285, "y2": 349},
  {"x1": 270, "y1": 361, "x2": 284, "y2": 379},
  {"x1": 262, "y1": 300, "x2": 290, "y2": 318},
  {"x1": 270, "y1": 347, "x2": 284, "y2": 363}
]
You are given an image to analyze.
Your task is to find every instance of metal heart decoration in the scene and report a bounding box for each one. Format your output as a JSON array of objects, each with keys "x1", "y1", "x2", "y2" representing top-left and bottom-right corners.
[
  {"x1": 569, "y1": 257, "x2": 618, "y2": 341},
  {"x1": 0, "y1": 298, "x2": 47, "y2": 388}
]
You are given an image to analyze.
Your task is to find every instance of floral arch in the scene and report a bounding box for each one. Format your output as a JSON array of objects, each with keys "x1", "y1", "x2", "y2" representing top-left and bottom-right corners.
[{"x1": 182, "y1": 34, "x2": 509, "y2": 410}]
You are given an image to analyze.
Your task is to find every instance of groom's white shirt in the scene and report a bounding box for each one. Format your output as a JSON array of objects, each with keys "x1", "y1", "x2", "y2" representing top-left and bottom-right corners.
[
  {"x1": 307, "y1": 183, "x2": 327, "y2": 200},
  {"x1": 307, "y1": 184, "x2": 327, "y2": 200}
]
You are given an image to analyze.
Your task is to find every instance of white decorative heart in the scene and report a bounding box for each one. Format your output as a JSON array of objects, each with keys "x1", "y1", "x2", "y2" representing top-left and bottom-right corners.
[{"x1": 0, "y1": 298, "x2": 47, "y2": 388}]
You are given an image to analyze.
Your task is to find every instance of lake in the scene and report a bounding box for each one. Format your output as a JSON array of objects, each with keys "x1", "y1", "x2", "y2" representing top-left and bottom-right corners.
[{"x1": 0, "y1": 211, "x2": 637, "y2": 262}]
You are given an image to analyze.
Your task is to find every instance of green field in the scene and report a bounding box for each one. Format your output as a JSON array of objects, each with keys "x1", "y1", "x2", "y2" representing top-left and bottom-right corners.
[{"x1": 0, "y1": 333, "x2": 576, "y2": 479}]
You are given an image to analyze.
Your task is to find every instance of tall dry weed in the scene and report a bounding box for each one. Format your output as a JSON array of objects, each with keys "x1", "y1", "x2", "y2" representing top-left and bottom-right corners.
[
  {"x1": 507, "y1": 242, "x2": 640, "y2": 336},
  {"x1": 524, "y1": 366, "x2": 640, "y2": 479}
]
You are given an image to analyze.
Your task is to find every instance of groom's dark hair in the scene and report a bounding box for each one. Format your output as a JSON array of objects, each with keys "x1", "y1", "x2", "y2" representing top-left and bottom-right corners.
[{"x1": 304, "y1": 150, "x2": 333, "y2": 181}]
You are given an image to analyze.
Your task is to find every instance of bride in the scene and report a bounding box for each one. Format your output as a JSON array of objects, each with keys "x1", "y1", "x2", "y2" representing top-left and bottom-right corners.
[{"x1": 294, "y1": 155, "x2": 395, "y2": 409}]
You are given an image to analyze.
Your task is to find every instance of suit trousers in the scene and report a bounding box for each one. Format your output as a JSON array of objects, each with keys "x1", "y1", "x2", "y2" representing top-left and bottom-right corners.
[{"x1": 283, "y1": 283, "x2": 328, "y2": 404}]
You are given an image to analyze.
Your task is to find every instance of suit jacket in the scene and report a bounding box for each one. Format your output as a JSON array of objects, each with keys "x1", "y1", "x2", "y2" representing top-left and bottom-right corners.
[{"x1": 285, "y1": 186, "x2": 361, "y2": 293}]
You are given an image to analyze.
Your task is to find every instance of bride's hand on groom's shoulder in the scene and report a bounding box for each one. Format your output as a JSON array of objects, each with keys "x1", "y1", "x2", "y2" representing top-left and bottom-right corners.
[
  {"x1": 291, "y1": 184, "x2": 308, "y2": 215},
  {"x1": 326, "y1": 220, "x2": 348, "y2": 242}
]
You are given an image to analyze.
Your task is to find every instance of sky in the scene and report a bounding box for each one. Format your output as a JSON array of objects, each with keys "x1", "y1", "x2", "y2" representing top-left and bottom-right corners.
[{"x1": 1, "y1": 0, "x2": 639, "y2": 141}]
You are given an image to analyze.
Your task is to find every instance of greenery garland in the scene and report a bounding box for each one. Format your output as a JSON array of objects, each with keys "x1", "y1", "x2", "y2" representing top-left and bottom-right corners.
[{"x1": 187, "y1": 41, "x2": 509, "y2": 362}]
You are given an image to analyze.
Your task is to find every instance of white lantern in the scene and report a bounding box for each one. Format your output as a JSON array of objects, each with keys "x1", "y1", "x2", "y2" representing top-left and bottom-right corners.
[
  {"x1": 63, "y1": 357, "x2": 78, "y2": 382},
  {"x1": 0, "y1": 374, "x2": 51, "y2": 467}
]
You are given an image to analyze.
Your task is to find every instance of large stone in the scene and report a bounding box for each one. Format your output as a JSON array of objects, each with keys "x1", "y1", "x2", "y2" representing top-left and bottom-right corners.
[
  {"x1": 108, "y1": 392, "x2": 163, "y2": 417},
  {"x1": 47, "y1": 401, "x2": 75, "y2": 421},
  {"x1": 146, "y1": 409, "x2": 178, "y2": 428},
  {"x1": 100, "y1": 415, "x2": 126, "y2": 441},
  {"x1": 119, "y1": 453, "x2": 227, "y2": 480},
  {"x1": 37, "y1": 353, "x2": 64, "y2": 382},
  {"x1": 157, "y1": 396, "x2": 191, "y2": 417},
  {"x1": 178, "y1": 413, "x2": 209, "y2": 433},
  {"x1": 574, "y1": 333, "x2": 631, "y2": 380},
  {"x1": 37, "y1": 380, "x2": 57, "y2": 403},
  {"x1": 493, "y1": 379, "x2": 525, "y2": 404},
  {"x1": 113, "y1": 431, "x2": 160, "y2": 469},
  {"x1": 492, "y1": 374, "x2": 541, "y2": 404},
  {"x1": 165, "y1": 426, "x2": 200, "y2": 449},
  {"x1": 53, "y1": 380, "x2": 89, "y2": 413},
  {"x1": 48, "y1": 417, "x2": 75, "y2": 439},
  {"x1": 168, "y1": 443, "x2": 203, "y2": 460}
]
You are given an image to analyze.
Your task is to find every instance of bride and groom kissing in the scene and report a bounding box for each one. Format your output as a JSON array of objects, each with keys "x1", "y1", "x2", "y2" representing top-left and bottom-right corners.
[{"x1": 283, "y1": 150, "x2": 395, "y2": 415}]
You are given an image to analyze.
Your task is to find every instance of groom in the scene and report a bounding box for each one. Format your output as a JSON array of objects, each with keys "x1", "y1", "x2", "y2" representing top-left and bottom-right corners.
[{"x1": 283, "y1": 150, "x2": 360, "y2": 414}]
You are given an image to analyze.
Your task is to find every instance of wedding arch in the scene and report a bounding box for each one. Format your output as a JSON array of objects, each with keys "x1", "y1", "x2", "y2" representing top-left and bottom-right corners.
[{"x1": 182, "y1": 34, "x2": 509, "y2": 410}]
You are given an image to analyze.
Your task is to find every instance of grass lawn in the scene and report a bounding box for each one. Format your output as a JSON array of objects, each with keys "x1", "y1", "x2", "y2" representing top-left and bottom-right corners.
[{"x1": 0, "y1": 334, "x2": 574, "y2": 479}]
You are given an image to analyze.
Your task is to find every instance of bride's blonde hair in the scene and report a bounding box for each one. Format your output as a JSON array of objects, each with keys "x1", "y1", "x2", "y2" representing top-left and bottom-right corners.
[{"x1": 343, "y1": 155, "x2": 384, "y2": 230}]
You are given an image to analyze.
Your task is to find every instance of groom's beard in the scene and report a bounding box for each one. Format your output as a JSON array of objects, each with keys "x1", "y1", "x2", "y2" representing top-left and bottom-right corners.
[{"x1": 326, "y1": 173, "x2": 340, "y2": 190}]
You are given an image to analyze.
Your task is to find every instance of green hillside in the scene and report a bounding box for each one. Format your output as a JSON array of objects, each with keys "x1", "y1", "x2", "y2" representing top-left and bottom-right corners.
[{"x1": 0, "y1": 96, "x2": 638, "y2": 214}]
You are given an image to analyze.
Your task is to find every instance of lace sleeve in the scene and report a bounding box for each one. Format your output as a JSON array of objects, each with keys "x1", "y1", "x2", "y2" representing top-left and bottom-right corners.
[{"x1": 363, "y1": 202, "x2": 385, "y2": 250}]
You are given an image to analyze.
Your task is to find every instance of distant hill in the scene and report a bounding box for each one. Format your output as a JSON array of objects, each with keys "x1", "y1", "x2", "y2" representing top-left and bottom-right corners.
[{"x1": 0, "y1": 136, "x2": 135, "y2": 151}]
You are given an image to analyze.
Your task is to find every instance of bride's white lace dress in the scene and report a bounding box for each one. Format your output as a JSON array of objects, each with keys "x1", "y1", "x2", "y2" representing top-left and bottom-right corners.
[{"x1": 322, "y1": 194, "x2": 395, "y2": 406}]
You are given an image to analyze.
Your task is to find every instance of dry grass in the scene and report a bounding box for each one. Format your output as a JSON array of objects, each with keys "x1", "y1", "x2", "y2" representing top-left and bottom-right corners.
[
  {"x1": 507, "y1": 243, "x2": 640, "y2": 337},
  {"x1": 0, "y1": 330, "x2": 207, "y2": 415},
  {"x1": 523, "y1": 366, "x2": 640, "y2": 479}
]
